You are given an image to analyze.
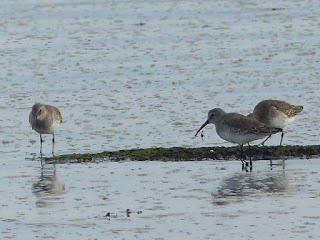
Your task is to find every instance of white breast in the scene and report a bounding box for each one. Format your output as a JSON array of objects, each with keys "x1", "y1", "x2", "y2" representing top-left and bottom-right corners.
[
  {"x1": 269, "y1": 115, "x2": 294, "y2": 129},
  {"x1": 217, "y1": 128, "x2": 268, "y2": 145}
]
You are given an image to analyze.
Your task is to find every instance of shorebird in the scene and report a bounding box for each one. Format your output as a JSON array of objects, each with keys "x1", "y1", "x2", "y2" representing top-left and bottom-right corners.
[
  {"x1": 29, "y1": 103, "x2": 63, "y2": 155},
  {"x1": 195, "y1": 108, "x2": 282, "y2": 170},
  {"x1": 248, "y1": 100, "x2": 303, "y2": 145}
]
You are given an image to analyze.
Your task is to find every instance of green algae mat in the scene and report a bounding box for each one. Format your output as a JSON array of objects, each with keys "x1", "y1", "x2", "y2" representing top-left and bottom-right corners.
[{"x1": 46, "y1": 145, "x2": 320, "y2": 164}]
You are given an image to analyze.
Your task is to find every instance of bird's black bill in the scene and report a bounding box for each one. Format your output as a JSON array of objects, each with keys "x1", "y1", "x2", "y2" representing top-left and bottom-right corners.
[{"x1": 195, "y1": 120, "x2": 209, "y2": 137}]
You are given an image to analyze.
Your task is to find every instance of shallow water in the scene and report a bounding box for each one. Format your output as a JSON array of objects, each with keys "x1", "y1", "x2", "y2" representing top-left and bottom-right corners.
[
  {"x1": 0, "y1": 0, "x2": 319, "y2": 156},
  {"x1": 1, "y1": 0, "x2": 320, "y2": 239},
  {"x1": 2, "y1": 159, "x2": 320, "y2": 239}
]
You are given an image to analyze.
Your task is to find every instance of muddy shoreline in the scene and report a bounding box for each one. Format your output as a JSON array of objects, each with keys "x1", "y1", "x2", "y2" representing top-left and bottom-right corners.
[{"x1": 45, "y1": 145, "x2": 320, "y2": 164}]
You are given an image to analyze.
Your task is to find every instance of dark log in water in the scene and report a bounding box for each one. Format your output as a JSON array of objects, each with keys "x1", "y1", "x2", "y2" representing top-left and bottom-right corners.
[{"x1": 44, "y1": 145, "x2": 320, "y2": 164}]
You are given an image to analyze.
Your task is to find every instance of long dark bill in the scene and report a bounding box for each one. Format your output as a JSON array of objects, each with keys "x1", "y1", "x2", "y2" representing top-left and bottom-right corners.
[{"x1": 195, "y1": 120, "x2": 209, "y2": 137}]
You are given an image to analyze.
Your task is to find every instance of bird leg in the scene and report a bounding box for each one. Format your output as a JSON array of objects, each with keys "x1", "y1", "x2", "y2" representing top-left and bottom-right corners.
[
  {"x1": 40, "y1": 135, "x2": 43, "y2": 156},
  {"x1": 52, "y1": 134, "x2": 55, "y2": 155},
  {"x1": 248, "y1": 143, "x2": 252, "y2": 172},
  {"x1": 259, "y1": 135, "x2": 271, "y2": 146},
  {"x1": 279, "y1": 131, "x2": 284, "y2": 146},
  {"x1": 240, "y1": 144, "x2": 247, "y2": 171}
]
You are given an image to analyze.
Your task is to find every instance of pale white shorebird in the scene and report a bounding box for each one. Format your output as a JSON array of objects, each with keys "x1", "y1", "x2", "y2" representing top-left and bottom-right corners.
[
  {"x1": 195, "y1": 108, "x2": 282, "y2": 170},
  {"x1": 248, "y1": 100, "x2": 303, "y2": 146},
  {"x1": 29, "y1": 103, "x2": 63, "y2": 155}
]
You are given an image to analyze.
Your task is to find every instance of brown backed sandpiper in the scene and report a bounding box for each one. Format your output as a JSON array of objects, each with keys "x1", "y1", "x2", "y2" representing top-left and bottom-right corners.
[
  {"x1": 29, "y1": 103, "x2": 63, "y2": 155},
  {"x1": 248, "y1": 100, "x2": 303, "y2": 145},
  {"x1": 195, "y1": 108, "x2": 282, "y2": 170}
]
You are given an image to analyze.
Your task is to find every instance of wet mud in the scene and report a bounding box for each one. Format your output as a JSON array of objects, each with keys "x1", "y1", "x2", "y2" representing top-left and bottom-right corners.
[{"x1": 45, "y1": 145, "x2": 320, "y2": 163}]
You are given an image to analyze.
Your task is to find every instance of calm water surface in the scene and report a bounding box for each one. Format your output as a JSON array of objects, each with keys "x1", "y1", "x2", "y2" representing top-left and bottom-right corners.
[
  {"x1": 2, "y1": 159, "x2": 320, "y2": 239},
  {"x1": 0, "y1": 0, "x2": 320, "y2": 239}
]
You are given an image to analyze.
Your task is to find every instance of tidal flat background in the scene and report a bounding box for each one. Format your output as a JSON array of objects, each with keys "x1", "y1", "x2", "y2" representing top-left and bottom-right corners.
[{"x1": 0, "y1": 0, "x2": 319, "y2": 239}]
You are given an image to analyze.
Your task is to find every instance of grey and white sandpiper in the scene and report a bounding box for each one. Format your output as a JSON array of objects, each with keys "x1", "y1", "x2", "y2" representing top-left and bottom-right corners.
[
  {"x1": 195, "y1": 108, "x2": 282, "y2": 171},
  {"x1": 29, "y1": 103, "x2": 63, "y2": 155},
  {"x1": 248, "y1": 100, "x2": 303, "y2": 145}
]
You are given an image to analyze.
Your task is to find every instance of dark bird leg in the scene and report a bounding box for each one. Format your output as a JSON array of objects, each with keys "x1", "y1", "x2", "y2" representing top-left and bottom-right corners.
[
  {"x1": 279, "y1": 131, "x2": 284, "y2": 146},
  {"x1": 52, "y1": 133, "x2": 55, "y2": 156},
  {"x1": 260, "y1": 135, "x2": 271, "y2": 146},
  {"x1": 40, "y1": 135, "x2": 43, "y2": 156},
  {"x1": 240, "y1": 144, "x2": 246, "y2": 171},
  {"x1": 248, "y1": 143, "x2": 252, "y2": 172}
]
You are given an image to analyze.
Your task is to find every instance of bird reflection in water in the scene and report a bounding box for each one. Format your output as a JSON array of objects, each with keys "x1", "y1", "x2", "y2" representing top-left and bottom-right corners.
[
  {"x1": 212, "y1": 167, "x2": 288, "y2": 205},
  {"x1": 32, "y1": 162, "x2": 65, "y2": 208}
]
